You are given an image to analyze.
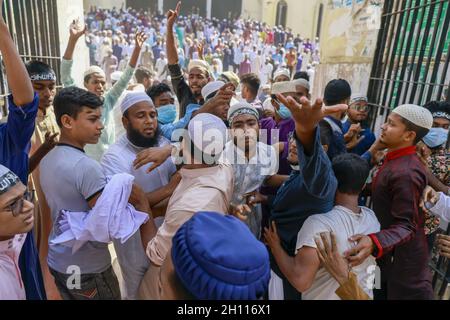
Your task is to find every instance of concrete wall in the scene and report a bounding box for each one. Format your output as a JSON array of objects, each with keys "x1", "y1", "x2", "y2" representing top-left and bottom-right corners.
[
  {"x1": 84, "y1": 0, "x2": 125, "y2": 10},
  {"x1": 58, "y1": 0, "x2": 90, "y2": 87},
  {"x1": 312, "y1": 0, "x2": 384, "y2": 98},
  {"x1": 243, "y1": 0, "x2": 324, "y2": 39}
]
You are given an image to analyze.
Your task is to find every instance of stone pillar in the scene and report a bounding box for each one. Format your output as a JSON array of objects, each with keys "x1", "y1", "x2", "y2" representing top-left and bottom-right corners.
[
  {"x1": 206, "y1": 0, "x2": 212, "y2": 19},
  {"x1": 158, "y1": 0, "x2": 163, "y2": 15}
]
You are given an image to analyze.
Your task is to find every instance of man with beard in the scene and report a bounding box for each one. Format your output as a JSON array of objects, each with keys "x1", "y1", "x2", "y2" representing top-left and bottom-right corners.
[
  {"x1": 101, "y1": 91, "x2": 180, "y2": 299},
  {"x1": 166, "y1": 2, "x2": 211, "y2": 118}
]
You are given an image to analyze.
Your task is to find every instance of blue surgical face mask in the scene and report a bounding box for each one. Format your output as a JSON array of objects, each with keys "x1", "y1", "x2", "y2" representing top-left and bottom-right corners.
[
  {"x1": 277, "y1": 104, "x2": 292, "y2": 120},
  {"x1": 423, "y1": 127, "x2": 449, "y2": 148},
  {"x1": 157, "y1": 104, "x2": 177, "y2": 125}
]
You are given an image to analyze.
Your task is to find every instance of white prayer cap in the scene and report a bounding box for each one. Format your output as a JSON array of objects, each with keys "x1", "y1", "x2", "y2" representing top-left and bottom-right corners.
[
  {"x1": 273, "y1": 68, "x2": 291, "y2": 81},
  {"x1": 350, "y1": 94, "x2": 368, "y2": 105},
  {"x1": 120, "y1": 91, "x2": 154, "y2": 115},
  {"x1": 111, "y1": 71, "x2": 123, "y2": 82},
  {"x1": 292, "y1": 79, "x2": 310, "y2": 91},
  {"x1": 84, "y1": 66, "x2": 106, "y2": 79},
  {"x1": 188, "y1": 59, "x2": 211, "y2": 75},
  {"x1": 271, "y1": 81, "x2": 296, "y2": 95},
  {"x1": 392, "y1": 104, "x2": 433, "y2": 130},
  {"x1": 201, "y1": 81, "x2": 225, "y2": 101},
  {"x1": 263, "y1": 97, "x2": 275, "y2": 113},
  {"x1": 188, "y1": 113, "x2": 227, "y2": 157},
  {"x1": 227, "y1": 102, "x2": 259, "y2": 125}
]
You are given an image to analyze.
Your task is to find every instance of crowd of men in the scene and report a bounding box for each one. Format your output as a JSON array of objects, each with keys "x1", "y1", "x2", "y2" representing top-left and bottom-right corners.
[
  {"x1": 1, "y1": 1, "x2": 450, "y2": 301},
  {"x1": 83, "y1": 4, "x2": 320, "y2": 87}
]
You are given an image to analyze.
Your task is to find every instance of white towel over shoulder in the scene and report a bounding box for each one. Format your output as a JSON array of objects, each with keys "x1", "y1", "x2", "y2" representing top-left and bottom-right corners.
[{"x1": 51, "y1": 173, "x2": 149, "y2": 253}]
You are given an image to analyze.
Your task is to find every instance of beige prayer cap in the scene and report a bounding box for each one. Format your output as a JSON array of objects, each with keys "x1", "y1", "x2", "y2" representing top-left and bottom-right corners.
[
  {"x1": 84, "y1": 66, "x2": 106, "y2": 79},
  {"x1": 392, "y1": 104, "x2": 433, "y2": 130},
  {"x1": 273, "y1": 69, "x2": 291, "y2": 82},
  {"x1": 292, "y1": 79, "x2": 310, "y2": 91},
  {"x1": 271, "y1": 81, "x2": 296, "y2": 95},
  {"x1": 188, "y1": 59, "x2": 211, "y2": 76}
]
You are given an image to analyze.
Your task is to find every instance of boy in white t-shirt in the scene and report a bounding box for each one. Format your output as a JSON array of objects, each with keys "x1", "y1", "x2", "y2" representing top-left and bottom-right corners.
[{"x1": 265, "y1": 153, "x2": 380, "y2": 300}]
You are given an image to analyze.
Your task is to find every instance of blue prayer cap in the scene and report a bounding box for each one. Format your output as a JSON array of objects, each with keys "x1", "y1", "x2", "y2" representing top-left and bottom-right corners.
[{"x1": 171, "y1": 212, "x2": 270, "y2": 300}]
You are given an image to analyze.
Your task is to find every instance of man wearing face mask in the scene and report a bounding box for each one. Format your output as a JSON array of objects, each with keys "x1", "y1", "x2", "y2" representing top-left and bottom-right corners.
[
  {"x1": 419, "y1": 101, "x2": 450, "y2": 243},
  {"x1": 146, "y1": 83, "x2": 202, "y2": 141}
]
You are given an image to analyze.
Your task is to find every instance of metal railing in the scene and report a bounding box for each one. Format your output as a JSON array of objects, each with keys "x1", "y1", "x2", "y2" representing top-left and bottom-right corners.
[{"x1": 0, "y1": 0, "x2": 61, "y2": 117}]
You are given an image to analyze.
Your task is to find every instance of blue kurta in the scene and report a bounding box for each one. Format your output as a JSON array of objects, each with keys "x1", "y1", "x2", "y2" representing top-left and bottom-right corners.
[
  {"x1": 269, "y1": 127, "x2": 338, "y2": 299},
  {"x1": 0, "y1": 93, "x2": 46, "y2": 300}
]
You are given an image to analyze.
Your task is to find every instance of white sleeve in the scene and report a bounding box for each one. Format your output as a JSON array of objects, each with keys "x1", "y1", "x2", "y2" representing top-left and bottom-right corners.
[
  {"x1": 430, "y1": 192, "x2": 450, "y2": 223},
  {"x1": 295, "y1": 215, "x2": 330, "y2": 254}
]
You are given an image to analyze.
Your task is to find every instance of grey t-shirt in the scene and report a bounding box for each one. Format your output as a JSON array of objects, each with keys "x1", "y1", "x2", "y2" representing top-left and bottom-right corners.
[{"x1": 40, "y1": 145, "x2": 111, "y2": 274}]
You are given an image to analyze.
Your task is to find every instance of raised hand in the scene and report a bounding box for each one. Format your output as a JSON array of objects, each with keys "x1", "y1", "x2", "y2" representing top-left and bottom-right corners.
[
  {"x1": 69, "y1": 18, "x2": 87, "y2": 41},
  {"x1": 346, "y1": 133, "x2": 365, "y2": 151},
  {"x1": 276, "y1": 94, "x2": 348, "y2": 134},
  {"x1": 167, "y1": 1, "x2": 181, "y2": 28},
  {"x1": 344, "y1": 123, "x2": 361, "y2": 142},
  {"x1": 42, "y1": 131, "x2": 59, "y2": 152},
  {"x1": 134, "y1": 30, "x2": 148, "y2": 50}
]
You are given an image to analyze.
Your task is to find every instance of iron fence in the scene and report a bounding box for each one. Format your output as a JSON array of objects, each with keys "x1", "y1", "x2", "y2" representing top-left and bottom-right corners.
[{"x1": 0, "y1": 0, "x2": 60, "y2": 117}]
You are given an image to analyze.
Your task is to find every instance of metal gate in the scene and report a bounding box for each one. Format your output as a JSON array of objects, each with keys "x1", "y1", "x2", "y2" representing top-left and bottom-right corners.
[
  {"x1": 0, "y1": 0, "x2": 61, "y2": 117},
  {"x1": 367, "y1": 0, "x2": 450, "y2": 299}
]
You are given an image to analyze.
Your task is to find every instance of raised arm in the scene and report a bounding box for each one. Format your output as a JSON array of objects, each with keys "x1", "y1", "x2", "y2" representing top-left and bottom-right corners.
[
  {"x1": 0, "y1": 2, "x2": 34, "y2": 106},
  {"x1": 276, "y1": 94, "x2": 347, "y2": 154},
  {"x1": 166, "y1": 2, "x2": 181, "y2": 65},
  {"x1": 62, "y1": 19, "x2": 87, "y2": 61},
  {"x1": 128, "y1": 31, "x2": 148, "y2": 68},
  {"x1": 61, "y1": 19, "x2": 86, "y2": 87}
]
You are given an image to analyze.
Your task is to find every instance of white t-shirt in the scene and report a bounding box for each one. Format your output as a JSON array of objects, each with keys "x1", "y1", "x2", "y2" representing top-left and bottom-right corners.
[{"x1": 295, "y1": 205, "x2": 380, "y2": 300}]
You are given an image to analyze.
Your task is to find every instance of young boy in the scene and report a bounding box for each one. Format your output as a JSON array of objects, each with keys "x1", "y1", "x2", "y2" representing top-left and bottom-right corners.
[
  {"x1": 39, "y1": 87, "x2": 152, "y2": 300},
  {"x1": 346, "y1": 104, "x2": 434, "y2": 300},
  {"x1": 0, "y1": 165, "x2": 35, "y2": 300}
]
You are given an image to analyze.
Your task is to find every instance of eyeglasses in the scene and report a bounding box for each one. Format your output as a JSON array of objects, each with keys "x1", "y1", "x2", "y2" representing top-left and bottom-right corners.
[
  {"x1": 8, "y1": 190, "x2": 34, "y2": 217},
  {"x1": 350, "y1": 104, "x2": 369, "y2": 112}
]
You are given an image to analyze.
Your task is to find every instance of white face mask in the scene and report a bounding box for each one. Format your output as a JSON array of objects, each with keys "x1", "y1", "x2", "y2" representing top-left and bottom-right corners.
[{"x1": 290, "y1": 164, "x2": 300, "y2": 171}]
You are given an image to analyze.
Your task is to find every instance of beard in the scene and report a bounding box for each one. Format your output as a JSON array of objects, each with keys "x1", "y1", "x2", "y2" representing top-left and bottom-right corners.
[{"x1": 127, "y1": 125, "x2": 161, "y2": 148}]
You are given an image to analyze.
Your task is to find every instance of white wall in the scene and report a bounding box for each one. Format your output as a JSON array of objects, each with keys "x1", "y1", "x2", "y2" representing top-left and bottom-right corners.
[
  {"x1": 84, "y1": 0, "x2": 125, "y2": 10},
  {"x1": 58, "y1": 0, "x2": 90, "y2": 87}
]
